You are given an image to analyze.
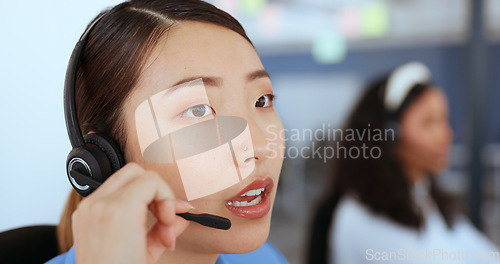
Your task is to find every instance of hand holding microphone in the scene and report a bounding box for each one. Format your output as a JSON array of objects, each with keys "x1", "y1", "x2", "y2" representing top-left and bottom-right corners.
[
  {"x1": 72, "y1": 163, "x2": 191, "y2": 264},
  {"x1": 70, "y1": 168, "x2": 231, "y2": 230}
]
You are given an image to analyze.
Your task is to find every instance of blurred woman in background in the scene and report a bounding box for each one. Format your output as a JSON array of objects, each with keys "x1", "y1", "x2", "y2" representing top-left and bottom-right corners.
[{"x1": 307, "y1": 62, "x2": 498, "y2": 264}]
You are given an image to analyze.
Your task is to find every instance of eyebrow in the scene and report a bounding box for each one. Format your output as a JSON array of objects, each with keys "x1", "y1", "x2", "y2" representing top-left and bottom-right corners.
[
  {"x1": 247, "y1": 69, "x2": 271, "y2": 82},
  {"x1": 170, "y1": 69, "x2": 271, "y2": 88}
]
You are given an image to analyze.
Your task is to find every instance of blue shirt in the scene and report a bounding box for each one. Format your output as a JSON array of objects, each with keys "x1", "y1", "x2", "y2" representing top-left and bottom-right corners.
[{"x1": 45, "y1": 242, "x2": 289, "y2": 264}]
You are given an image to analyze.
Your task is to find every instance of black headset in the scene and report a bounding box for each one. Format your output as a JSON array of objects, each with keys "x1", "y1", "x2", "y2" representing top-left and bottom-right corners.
[{"x1": 64, "y1": 12, "x2": 125, "y2": 197}]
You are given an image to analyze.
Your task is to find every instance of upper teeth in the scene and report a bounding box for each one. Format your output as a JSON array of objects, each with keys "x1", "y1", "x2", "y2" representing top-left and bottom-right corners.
[
  {"x1": 240, "y1": 188, "x2": 264, "y2": 197},
  {"x1": 228, "y1": 196, "x2": 262, "y2": 207}
]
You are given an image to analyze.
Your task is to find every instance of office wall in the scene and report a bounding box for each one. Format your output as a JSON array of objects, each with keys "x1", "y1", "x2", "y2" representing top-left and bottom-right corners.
[{"x1": 0, "y1": 0, "x2": 122, "y2": 232}]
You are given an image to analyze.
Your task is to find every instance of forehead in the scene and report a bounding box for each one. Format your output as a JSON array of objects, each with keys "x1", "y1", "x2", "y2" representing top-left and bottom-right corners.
[
  {"x1": 402, "y1": 87, "x2": 448, "y2": 119},
  {"x1": 414, "y1": 87, "x2": 447, "y2": 108},
  {"x1": 135, "y1": 21, "x2": 261, "y2": 95}
]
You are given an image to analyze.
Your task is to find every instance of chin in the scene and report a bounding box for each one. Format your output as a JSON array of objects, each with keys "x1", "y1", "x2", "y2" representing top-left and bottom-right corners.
[
  {"x1": 217, "y1": 212, "x2": 272, "y2": 254},
  {"x1": 428, "y1": 163, "x2": 448, "y2": 175},
  {"x1": 177, "y1": 212, "x2": 272, "y2": 254},
  {"x1": 424, "y1": 155, "x2": 448, "y2": 173}
]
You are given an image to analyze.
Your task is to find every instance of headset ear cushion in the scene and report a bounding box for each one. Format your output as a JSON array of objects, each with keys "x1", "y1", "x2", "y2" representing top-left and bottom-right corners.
[{"x1": 83, "y1": 133, "x2": 125, "y2": 174}]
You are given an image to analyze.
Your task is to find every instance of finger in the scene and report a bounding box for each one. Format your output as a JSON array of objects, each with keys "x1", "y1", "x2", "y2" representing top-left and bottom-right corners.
[
  {"x1": 153, "y1": 200, "x2": 175, "y2": 228},
  {"x1": 148, "y1": 199, "x2": 192, "y2": 245},
  {"x1": 146, "y1": 222, "x2": 175, "y2": 260},
  {"x1": 174, "y1": 199, "x2": 195, "y2": 212},
  {"x1": 153, "y1": 199, "x2": 194, "y2": 227},
  {"x1": 174, "y1": 215, "x2": 190, "y2": 237},
  {"x1": 146, "y1": 213, "x2": 191, "y2": 257},
  {"x1": 112, "y1": 170, "x2": 175, "y2": 208},
  {"x1": 147, "y1": 200, "x2": 192, "y2": 249}
]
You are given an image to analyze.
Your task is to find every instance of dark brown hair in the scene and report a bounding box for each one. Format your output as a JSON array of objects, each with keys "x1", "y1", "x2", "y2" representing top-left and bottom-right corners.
[
  {"x1": 306, "y1": 76, "x2": 460, "y2": 264},
  {"x1": 58, "y1": 0, "x2": 252, "y2": 253}
]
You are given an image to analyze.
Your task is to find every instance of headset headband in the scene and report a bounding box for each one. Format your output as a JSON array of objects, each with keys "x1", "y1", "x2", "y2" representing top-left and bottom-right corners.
[
  {"x1": 384, "y1": 61, "x2": 431, "y2": 112},
  {"x1": 63, "y1": 14, "x2": 107, "y2": 148}
]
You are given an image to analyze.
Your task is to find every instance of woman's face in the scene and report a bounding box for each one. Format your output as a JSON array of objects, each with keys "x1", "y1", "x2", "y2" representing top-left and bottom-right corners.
[
  {"x1": 396, "y1": 87, "x2": 453, "y2": 177},
  {"x1": 123, "y1": 21, "x2": 284, "y2": 255}
]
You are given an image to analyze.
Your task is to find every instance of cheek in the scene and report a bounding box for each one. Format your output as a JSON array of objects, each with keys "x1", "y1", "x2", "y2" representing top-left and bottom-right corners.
[
  {"x1": 400, "y1": 127, "x2": 448, "y2": 171},
  {"x1": 125, "y1": 131, "x2": 189, "y2": 200},
  {"x1": 139, "y1": 161, "x2": 189, "y2": 200},
  {"x1": 175, "y1": 145, "x2": 242, "y2": 201},
  {"x1": 406, "y1": 123, "x2": 450, "y2": 153},
  {"x1": 399, "y1": 126, "x2": 431, "y2": 161},
  {"x1": 263, "y1": 115, "x2": 285, "y2": 164},
  {"x1": 401, "y1": 121, "x2": 432, "y2": 150}
]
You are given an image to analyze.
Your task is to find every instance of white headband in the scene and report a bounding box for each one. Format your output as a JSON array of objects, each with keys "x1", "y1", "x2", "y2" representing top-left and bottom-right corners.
[{"x1": 384, "y1": 61, "x2": 431, "y2": 112}]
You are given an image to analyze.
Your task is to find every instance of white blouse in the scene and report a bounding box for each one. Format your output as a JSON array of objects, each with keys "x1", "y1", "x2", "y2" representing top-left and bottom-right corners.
[{"x1": 330, "y1": 180, "x2": 500, "y2": 264}]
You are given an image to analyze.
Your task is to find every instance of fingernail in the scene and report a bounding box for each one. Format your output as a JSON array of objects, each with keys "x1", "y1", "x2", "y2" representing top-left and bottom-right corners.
[{"x1": 178, "y1": 199, "x2": 195, "y2": 209}]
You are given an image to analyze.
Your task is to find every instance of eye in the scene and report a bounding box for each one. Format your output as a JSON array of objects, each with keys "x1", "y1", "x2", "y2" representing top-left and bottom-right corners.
[
  {"x1": 255, "y1": 94, "x2": 275, "y2": 108},
  {"x1": 182, "y1": 104, "x2": 214, "y2": 118}
]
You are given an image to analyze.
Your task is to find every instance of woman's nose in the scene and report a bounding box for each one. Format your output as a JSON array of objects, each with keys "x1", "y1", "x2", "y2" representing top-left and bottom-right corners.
[{"x1": 228, "y1": 117, "x2": 256, "y2": 179}]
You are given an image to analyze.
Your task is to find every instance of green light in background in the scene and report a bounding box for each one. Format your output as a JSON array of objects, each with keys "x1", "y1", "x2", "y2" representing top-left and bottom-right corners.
[
  {"x1": 360, "y1": 0, "x2": 389, "y2": 38},
  {"x1": 240, "y1": 0, "x2": 267, "y2": 16},
  {"x1": 311, "y1": 29, "x2": 347, "y2": 64}
]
